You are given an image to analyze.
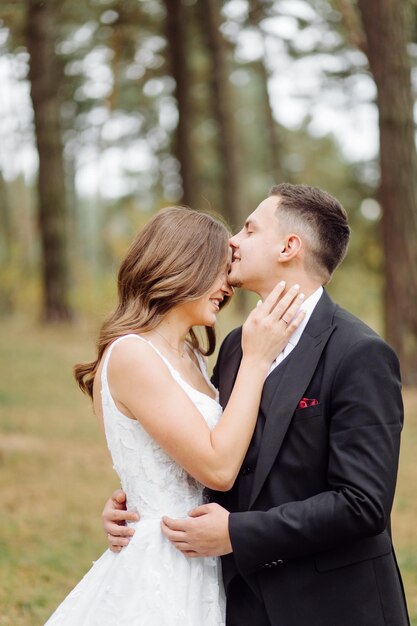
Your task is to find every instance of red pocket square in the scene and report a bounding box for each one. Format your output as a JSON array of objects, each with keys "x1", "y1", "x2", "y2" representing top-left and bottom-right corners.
[{"x1": 298, "y1": 397, "x2": 319, "y2": 409}]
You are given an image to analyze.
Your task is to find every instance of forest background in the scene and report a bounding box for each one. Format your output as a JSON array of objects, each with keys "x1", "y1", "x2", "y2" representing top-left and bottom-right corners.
[{"x1": 0, "y1": 0, "x2": 417, "y2": 624}]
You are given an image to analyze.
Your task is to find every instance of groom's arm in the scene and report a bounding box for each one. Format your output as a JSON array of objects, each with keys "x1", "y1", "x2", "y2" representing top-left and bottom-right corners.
[
  {"x1": 163, "y1": 335, "x2": 403, "y2": 567},
  {"x1": 229, "y1": 335, "x2": 403, "y2": 575}
]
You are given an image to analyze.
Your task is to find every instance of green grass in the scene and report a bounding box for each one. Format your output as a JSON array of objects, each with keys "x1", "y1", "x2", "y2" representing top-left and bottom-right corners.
[
  {"x1": 0, "y1": 319, "x2": 119, "y2": 626},
  {"x1": 1, "y1": 317, "x2": 416, "y2": 625}
]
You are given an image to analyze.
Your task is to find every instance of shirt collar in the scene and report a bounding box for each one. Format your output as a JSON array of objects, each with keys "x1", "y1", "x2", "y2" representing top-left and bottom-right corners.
[{"x1": 287, "y1": 285, "x2": 323, "y2": 347}]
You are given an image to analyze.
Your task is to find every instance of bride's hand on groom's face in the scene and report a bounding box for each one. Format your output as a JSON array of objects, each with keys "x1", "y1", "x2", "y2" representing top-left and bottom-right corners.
[
  {"x1": 241, "y1": 282, "x2": 305, "y2": 367},
  {"x1": 102, "y1": 489, "x2": 139, "y2": 552}
]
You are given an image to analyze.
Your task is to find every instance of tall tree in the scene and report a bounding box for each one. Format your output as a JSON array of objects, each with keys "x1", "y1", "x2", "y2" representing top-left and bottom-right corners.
[
  {"x1": 0, "y1": 170, "x2": 13, "y2": 314},
  {"x1": 0, "y1": 170, "x2": 12, "y2": 264},
  {"x1": 26, "y1": 0, "x2": 72, "y2": 321},
  {"x1": 356, "y1": 0, "x2": 417, "y2": 384},
  {"x1": 163, "y1": 0, "x2": 197, "y2": 207},
  {"x1": 247, "y1": 0, "x2": 284, "y2": 184},
  {"x1": 197, "y1": 0, "x2": 243, "y2": 230}
]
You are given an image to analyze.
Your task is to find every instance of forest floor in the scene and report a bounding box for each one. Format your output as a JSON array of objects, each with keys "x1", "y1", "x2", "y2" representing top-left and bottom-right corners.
[{"x1": 1, "y1": 318, "x2": 416, "y2": 625}]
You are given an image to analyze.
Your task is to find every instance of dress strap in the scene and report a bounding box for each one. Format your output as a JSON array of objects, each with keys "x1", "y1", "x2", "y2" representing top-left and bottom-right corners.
[
  {"x1": 101, "y1": 333, "x2": 218, "y2": 411},
  {"x1": 101, "y1": 334, "x2": 144, "y2": 390},
  {"x1": 101, "y1": 333, "x2": 182, "y2": 392}
]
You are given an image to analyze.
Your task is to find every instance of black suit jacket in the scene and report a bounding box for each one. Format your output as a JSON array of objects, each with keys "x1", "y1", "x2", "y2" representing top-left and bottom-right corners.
[{"x1": 211, "y1": 291, "x2": 409, "y2": 626}]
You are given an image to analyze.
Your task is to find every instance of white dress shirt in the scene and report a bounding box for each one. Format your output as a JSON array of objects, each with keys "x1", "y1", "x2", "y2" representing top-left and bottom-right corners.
[{"x1": 268, "y1": 286, "x2": 324, "y2": 375}]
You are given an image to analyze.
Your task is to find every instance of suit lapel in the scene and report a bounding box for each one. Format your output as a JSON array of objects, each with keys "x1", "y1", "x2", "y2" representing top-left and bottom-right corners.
[
  {"x1": 248, "y1": 291, "x2": 337, "y2": 510},
  {"x1": 218, "y1": 332, "x2": 242, "y2": 409}
]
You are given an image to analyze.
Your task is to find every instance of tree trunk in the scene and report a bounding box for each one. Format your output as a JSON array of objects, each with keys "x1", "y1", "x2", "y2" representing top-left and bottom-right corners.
[
  {"x1": 163, "y1": 0, "x2": 197, "y2": 207},
  {"x1": 357, "y1": 0, "x2": 417, "y2": 384},
  {"x1": 248, "y1": 0, "x2": 284, "y2": 183},
  {"x1": 0, "y1": 170, "x2": 12, "y2": 264},
  {"x1": 0, "y1": 171, "x2": 13, "y2": 314},
  {"x1": 26, "y1": 0, "x2": 72, "y2": 321},
  {"x1": 197, "y1": 0, "x2": 243, "y2": 231}
]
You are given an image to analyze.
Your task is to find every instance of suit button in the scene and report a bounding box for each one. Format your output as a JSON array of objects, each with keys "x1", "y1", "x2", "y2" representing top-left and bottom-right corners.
[
  {"x1": 271, "y1": 560, "x2": 284, "y2": 566},
  {"x1": 242, "y1": 466, "x2": 252, "y2": 476}
]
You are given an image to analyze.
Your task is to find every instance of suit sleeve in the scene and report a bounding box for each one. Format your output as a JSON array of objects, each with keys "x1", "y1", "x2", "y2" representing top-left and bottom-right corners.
[{"x1": 229, "y1": 335, "x2": 404, "y2": 575}]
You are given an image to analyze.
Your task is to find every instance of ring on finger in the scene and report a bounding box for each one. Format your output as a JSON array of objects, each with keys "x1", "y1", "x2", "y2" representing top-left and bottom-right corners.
[{"x1": 281, "y1": 317, "x2": 290, "y2": 325}]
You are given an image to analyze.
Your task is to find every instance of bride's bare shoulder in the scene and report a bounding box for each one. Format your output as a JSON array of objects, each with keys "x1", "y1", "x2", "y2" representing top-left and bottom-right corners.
[{"x1": 107, "y1": 335, "x2": 168, "y2": 386}]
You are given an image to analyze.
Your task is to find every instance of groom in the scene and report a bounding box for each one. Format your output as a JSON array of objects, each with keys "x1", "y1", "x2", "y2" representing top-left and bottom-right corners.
[{"x1": 102, "y1": 184, "x2": 409, "y2": 625}]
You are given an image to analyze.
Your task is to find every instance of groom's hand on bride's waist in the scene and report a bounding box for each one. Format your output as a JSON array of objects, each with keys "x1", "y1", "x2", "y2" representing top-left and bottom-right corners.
[
  {"x1": 161, "y1": 503, "x2": 232, "y2": 558},
  {"x1": 102, "y1": 492, "x2": 232, "y2": 558},
  {"x1": 102, "y1": 489, "x2": 139, "y2": 552}
]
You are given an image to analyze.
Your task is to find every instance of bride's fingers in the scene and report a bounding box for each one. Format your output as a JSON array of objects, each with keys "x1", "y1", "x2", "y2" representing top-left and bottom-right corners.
[
  {"x1": 258, "y1": 280, "x2": 286, "y2": 313},
  {"x1": 276, "y1": 292, "x2": 305, "y2": 326},
  {"x1": 248, "y1": 282, "x2": 305, "y2": 330},
  {"x1": 282, "y1": 308, "x2": 306, "y2": 334},
  {"x1": 268, "y1": 283, "x2": 301, "y2": 319}
]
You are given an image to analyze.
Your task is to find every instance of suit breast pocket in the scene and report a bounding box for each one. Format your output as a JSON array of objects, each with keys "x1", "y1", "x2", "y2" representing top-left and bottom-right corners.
[{"x1": 292, "y1": 403, "x2": 322, "y2": 422}]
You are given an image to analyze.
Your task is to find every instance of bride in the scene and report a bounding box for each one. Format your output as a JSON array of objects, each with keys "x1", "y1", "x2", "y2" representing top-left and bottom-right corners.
[{"x1": 44, "y1": 206, "x2": 304, "y2": 626}]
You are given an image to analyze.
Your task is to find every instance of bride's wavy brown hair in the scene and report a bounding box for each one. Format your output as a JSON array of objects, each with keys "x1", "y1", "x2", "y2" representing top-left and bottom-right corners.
[{"x1": 74, "y1": 206, "x2": 231, "y2": 399}]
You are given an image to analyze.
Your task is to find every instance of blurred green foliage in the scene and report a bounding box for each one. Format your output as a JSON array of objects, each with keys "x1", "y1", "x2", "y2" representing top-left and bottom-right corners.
[{"x1": 0, "y1": 0, "x2": 387, "y2": 326}]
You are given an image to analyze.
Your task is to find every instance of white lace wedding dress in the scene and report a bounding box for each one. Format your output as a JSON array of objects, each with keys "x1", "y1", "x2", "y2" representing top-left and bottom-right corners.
[{"x1": 45, "y1": 334, "x2": 226, "y2": 626}]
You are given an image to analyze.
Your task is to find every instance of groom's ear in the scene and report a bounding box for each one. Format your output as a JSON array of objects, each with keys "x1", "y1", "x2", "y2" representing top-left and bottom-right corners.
[{"x1": 278, "y1": 234, "x2": 302, "y2": 261}]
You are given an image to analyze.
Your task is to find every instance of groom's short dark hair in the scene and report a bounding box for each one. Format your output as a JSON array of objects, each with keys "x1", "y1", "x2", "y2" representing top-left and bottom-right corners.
[{"x1": 269, "y1": 183, "x2": 350, "y2": 282}]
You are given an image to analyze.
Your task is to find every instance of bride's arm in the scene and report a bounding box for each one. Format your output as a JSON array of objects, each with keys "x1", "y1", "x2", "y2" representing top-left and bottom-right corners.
[{"x1": 108, "y1": 283, "x2": 304, "y2": 491}]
